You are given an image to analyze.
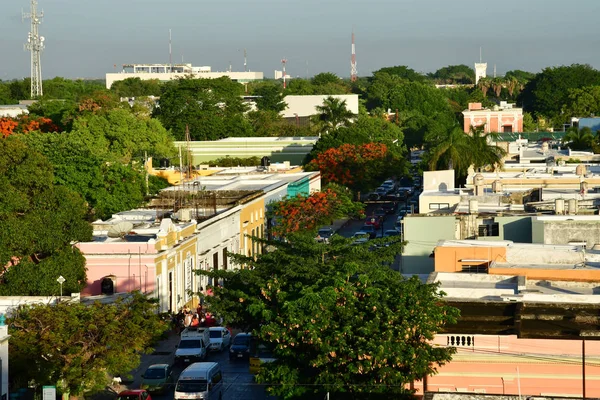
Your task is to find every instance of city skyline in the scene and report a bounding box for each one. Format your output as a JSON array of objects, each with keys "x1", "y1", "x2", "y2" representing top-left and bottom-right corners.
[{"x1": 2, "y1": 0, "x2": 600, "y2": 81}]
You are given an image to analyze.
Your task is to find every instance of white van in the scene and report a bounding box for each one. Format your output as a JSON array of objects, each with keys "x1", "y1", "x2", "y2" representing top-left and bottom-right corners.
[
  {"x1": 175, "y1": 327, "x2": 211, "y2": 366},
  {"x1": 174, "y1": 362, "x2": 222, "y2": 400}
]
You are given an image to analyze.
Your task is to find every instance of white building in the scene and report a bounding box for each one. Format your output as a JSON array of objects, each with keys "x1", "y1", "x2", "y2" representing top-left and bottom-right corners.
[{"x1": 105, "y1": 63, "x2": 264, "y2": 89}]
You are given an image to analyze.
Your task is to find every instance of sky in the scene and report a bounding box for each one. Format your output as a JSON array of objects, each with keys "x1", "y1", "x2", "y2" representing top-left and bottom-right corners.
[{"x1": 2, "y1": 0, "x2": 600, "y2": 81}]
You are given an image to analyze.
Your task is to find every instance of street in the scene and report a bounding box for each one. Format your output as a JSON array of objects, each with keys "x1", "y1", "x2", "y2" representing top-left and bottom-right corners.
[{"x1": 121, "y1": 331, "x2": 274, "y2": 400}]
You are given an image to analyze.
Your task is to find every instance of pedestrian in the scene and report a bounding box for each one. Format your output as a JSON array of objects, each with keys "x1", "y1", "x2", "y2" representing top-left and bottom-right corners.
[{"x1": 184, "y1": 311, "x2": 192, "y2": 328}]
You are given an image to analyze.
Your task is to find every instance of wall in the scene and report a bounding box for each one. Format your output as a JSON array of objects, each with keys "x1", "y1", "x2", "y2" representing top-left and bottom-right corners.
[
  {"x1": 413, "y1": 334, "x2": 600, "y2": 398},
  {"x1": 477, "y1": 216, "x2": 532, "y2": 243},
  {"x1": 240, "y1": 197, "x2": 265, "y2": 259},
  {"x1": 435, "y1": 246, "x2": 508, "y2": 272},
  {"x1": 463, "y1": 109, "x2": 523, "y2": 134},
  {"x1": 541, "y1": 220, "x2": 600, "y2": 248},
  {"x1": 402, "y1": 216, "x2": 457, "y2": 274},
  {"x1": 488, "y1": 266, "x2": 600, "y2": 282}
]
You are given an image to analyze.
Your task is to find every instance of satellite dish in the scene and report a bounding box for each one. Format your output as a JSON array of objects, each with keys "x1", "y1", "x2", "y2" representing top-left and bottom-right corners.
[
  {"x1": 107, "y1": 221, "x2": 134, "y2": 238},
  {"x1": 40, "y1": 36, "x2": 45, "y2": 42}
]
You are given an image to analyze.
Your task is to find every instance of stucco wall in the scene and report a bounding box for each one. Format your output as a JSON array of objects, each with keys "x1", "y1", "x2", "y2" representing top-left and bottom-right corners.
[
  {"x1": 542, "y1": 220, "x2": 600, "y2": 248},
  {"x1": 402, "y1": 216, "x2": 457, "y2": 274},
  {"x1": 435, "y1": 246, "x2": 507, "y2": 272}
]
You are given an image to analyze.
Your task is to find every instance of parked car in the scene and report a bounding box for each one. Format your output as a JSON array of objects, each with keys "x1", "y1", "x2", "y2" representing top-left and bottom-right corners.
[
  {"x1": 117, "y1": 390, "x2": 152, "y2": 400},
  {"x1": 383, "y1": 229, "x2": 401, "y2": 238},
  {"x1": 209, "y1": 326, "x2": 231, "y2": 352},
  {"x1": 375, "y1": 187, "x2": 387, "y2": 196},
  {"x1": 229, "y1": 333, "x2": 252, "y2": 361},
  {"x1": 316, "y1": 227, "x2": 335, "y2": 243},
  {"x1": 382, "y1": 202, "x2": 398, "y2": 214},
  {"x1": 359, "y1": 224, "x2": 377, "y2": 239},
  {"x1": 395, "y1": 216, "x2": 404, "y2": 231},
  {"x1": 364, "y1": 192, "x2": 380, "y2": 201},
  {"x1": 352, "y1": 232, "x2": 370, "y2": 245},
  {"x1": 140, "y1": 364, "x2": 173, "y2": 394}
]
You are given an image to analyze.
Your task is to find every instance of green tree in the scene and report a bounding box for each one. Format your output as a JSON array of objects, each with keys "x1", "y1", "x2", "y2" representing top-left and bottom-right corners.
[
  {"x1": 520, "y1": 64, "x2": 600, "y2": 125},
  {"x1": 312, "y1": 96, "x2": 355, "y2": 135},
  {"x1": 522, "y1": 112, "x2": 537, "y2": 132},
  {"x1": 429, "y1": 65, "x2": 475, "y2": 84},
  {"x1": 0, "y1": 81, "x2": 15, "y2": 105},
  {"x1": 201, "y1": 233, "x2": 458, "y2": 399},
  {"x1": 252, "y1": 82, "x2": 287, "y2": 112},
  {"x1": 110, "y1": 77, "x2": 162, "y2": 97},
  {"x1": 373, "y1": 66, "x2": 426, "y2": 82},
  {"x1": 561, "y1": 86, "x2": 600, "y2": 118},
  {"x1": 8, "y1": 293, "x2": 168, "y2": 397},
  {"x1": 563, "y1": 126, "x2": 595, "y2": 151},
  {"x1": 153, "y1": 76, "x2": 249, "y2": 140},
  {"x1": 0, "y1": 138, "x2": 92, "y2": 295},
  {"x1": 311, "y1": 72, "x2": 343, "y2": 86},
  {"x1": 27, "y1": 99, "x2": 78, "y2": 131}
]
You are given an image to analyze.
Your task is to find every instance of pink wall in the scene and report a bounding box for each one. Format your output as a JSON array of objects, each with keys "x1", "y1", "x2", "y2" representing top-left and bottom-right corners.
[
  {"x1": 413, "y1": 335, "x2": 600, "y2": 397},
  {"x1": 76, "y1": 243, "x2": 158, "y2": 296}
]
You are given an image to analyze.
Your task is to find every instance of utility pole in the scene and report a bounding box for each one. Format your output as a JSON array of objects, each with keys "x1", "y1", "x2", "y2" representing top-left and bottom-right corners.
[{"x1": 23, "y1": 0, "x2": 45, "y2": 98}]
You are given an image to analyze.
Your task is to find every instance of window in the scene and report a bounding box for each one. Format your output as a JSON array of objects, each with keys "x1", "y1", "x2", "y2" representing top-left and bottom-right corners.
[
  {"x1": 503, "y1": 125, "x2": 513, "y2": 133},
  {"x1": 213, "y1": 252, "x2": 219, "y2": 271},
  {"x1": 461, "y1": 264, "x2": 488, "y2": 273},
  {"x1": 223, "y1": 248, "x2": 228, "y2": 270},
  {"x1": 429, "y1": 203, "x2": 450, "y2": 210},
  {"x1": 478, "y1": 223, "x2": 499, "y2": 237},
  {"x1": 212, "y1": 370, "x2": 222, "y2": 384}
]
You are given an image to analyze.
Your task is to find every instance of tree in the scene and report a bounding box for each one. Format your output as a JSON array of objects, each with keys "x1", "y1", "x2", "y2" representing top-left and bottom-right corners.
[
  {"x1": 252, "y1": 82, "x2": 287, "y2": 112},
  {"x1": 153, "y1": 76, "x2": 250, "y2": 141},
  {"x1": 561, "y1": 86, "x2": 600, "y2": 119},
  {"x1": 519, "y1": 64, "x2": 600, "y2": 124},
  {"x1": 429, "y1": 65, "x2": 475, "y2": 84},
  {"x1": 563, "y1": 126, "x2": 595, "y2": 151},
  {"x1": 201, "y1": 233, "x2": 458, "y2": 399},
  {"x1": 269, "y1": 185, "x2": 363, "y2": 238},
  {"x1": 306, "y1": 143, "x2": 403, "y2": 193},
  {"x1": 110, "y1": 77, "x2": 162, "y2": 97},
  {"x1": 372, "y1": 66, "x2": 426, "y2": 83},
  {"x1": 468, "y1": 126, "x2": 506, "y2": 171},
  {"x1": 8, "y1": 293, "x2": 168, "y2": 397},
  {"x1": 478, "y1": 77, "x2": 491, "y2": 98},
  {"x1": 311, "y1": 72, "x2": 343, "y2": 86},
  {"x1": 0, "y1": 138, "x2": 92, "y2": 295},
  {"x1": 312, "y1": 96, "x2": 355, "y2": 135},
  {"x1": 27, "y1": 99, "x2": 79, "y2": 131}
]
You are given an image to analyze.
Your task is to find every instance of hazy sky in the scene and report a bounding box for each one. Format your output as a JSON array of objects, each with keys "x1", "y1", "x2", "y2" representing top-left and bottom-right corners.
[{"x1": 2, "y1": 0, "x2": 600, "y2": 81}]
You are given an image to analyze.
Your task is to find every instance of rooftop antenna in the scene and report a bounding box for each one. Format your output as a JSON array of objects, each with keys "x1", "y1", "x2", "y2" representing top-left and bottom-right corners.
[
  {"x1": 479, "y1": 46, "x2": 482, "y2": 63},
  {"x1": 351, "y1": 28, "x2": 358, "y2": 82},
  {"x1": 169, "y1": 29, "x2": 172, "y2": 71},
  {"x1": 244, "y1": 48, "x2": 247, "y2": 72},
  {"x1": 494, "y1": 64, "x2": 497, "y2": 78},
  {"x1": 23, "y1": 0, "x2": 44, "y2": 98},
  {"x1": 281, "y1": 58, "x2": 288, "y2": 89}
]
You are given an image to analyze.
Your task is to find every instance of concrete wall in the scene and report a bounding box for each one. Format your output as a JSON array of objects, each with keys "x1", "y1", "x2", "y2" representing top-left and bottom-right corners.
[
  {"x1": 494, "y1": 216, "x2": 532, "y2": 243},
  {"x1": 435, "y1": 246, "x2": 508, "y2": 272},
  {"x1": 402, "y1": 216, "x2": 457, "y2": 274},
  {"x1": 541, "y1": 220, "x2": 600, "y2": 248}
]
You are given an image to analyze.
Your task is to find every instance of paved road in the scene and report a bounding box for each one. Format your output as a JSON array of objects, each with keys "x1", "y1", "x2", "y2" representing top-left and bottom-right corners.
[{"x1": 122, "y1": 331, "x2": 273, "y2": 400}]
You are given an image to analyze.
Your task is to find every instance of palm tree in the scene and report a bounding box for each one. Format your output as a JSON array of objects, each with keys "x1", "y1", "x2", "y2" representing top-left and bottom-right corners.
[
  {"x1": 563, "y1": 126, "x2": 594, "y2": 151},
  {"x1": 468, "y1": 126, "x2": 506, "y2": 171},
  {"x1": 478, "y1": 77, "x2": 491, "y2": 98},
  {"x1": 312, "y1": 96, "x2": 354, "y2": 135}
]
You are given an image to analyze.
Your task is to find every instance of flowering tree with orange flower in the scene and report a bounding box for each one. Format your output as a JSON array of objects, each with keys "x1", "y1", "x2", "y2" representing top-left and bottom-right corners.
[
  {"x1": 0, "y1": 116, "x2": 59, "y2": 138},
  {"x1": 269, "y1": 184, "x2": 363, "y2": 238},
  {"x1": 307, "y1": 142, "x2": 402, "y2": 193}
]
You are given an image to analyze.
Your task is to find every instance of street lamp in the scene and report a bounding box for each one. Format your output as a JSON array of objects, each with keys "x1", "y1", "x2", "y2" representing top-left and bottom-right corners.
[{"x1": 57, "y1": 275, "x2": 65, "y2": 297}]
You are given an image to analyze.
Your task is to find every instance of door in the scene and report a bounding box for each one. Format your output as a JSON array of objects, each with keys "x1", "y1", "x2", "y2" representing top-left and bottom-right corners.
[{"x1": 168, "y1": 271, "x2": 174, "y2": 313}]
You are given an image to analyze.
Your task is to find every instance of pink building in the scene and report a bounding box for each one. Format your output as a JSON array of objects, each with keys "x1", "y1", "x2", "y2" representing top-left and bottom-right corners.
[
  {"x1": 463, "y1": 102, "x2": 523, "y2": 134},
  {"x1": 414, "y1": 334, "x2": 600, "y2": 397}
]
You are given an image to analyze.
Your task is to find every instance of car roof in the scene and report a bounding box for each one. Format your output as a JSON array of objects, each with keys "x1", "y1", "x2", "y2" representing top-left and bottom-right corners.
[
  {"x1": 119, "y1": 390, "x2": 146, "y2": 395},
  {"x1": 235, "y1": 333, "x2": 252, "y2": 338},
  {"x1": 209, "y1": 326, "x2": 226, "y2": 331},
  {"x1": 147, "y1": 363, "x2": 169, "y2": 369}
]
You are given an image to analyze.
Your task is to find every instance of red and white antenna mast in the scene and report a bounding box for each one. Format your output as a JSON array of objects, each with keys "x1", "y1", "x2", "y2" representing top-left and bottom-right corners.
[
  {"x1": 281, "y1": 58, "x2": 288, "y2": 89},
  {"x1": 350, "y1": 30, "x2": 358, "y2": 82}
]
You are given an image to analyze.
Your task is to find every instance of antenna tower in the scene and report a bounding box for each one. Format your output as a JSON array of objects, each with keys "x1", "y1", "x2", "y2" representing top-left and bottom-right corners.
[
  {"x1": 169, "y1": 29, "x2": 172, "y2": 72},
  {"x1": 350, "y1": 30, "x2": 358, "y2": 82},
  {"x1": 244, "y1": 48, "x2": 247, "y2": 72},
  {"x1": 23, "y1": 0, "x2": 44, "y2": 98},
  {"x1": 281, "y1": 59, "x2": 288, "y2": 89}
]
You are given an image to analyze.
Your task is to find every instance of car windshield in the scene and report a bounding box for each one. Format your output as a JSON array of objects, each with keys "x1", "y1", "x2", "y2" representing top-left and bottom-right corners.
[
  {"x1": 233, "y1": 336, "x2": 250, "y2": 346},
  {"x1": 209, "y1": 331, "x2": 222, "y2": 338},
  {"x1": 176, "y1": 380, "x2": 208, "y2": 393},
  {"x1": 179, "y1": 339, "x2": 202, "y2": 349},
  {"x1": 318, "y1": 229, "x2": 332, "y2": 236},
  {"x1": 144, "y1": 368, "x2": 166, "y2": 379}
]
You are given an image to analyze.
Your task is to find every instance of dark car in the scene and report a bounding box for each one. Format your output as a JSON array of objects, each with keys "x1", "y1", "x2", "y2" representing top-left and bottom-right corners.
[
  {"x1": 229, "y1": 333, "x2": 252, "y2": 361},
  {"x1": 382, "y1": 202, "x2": 397, "y2": 214},
  {"x1": 316, "y1": 227, "x2": 335, "y2": 243},
  {"x1": 374, "y1": 208, "x2": 387, "y2": 219},
  {"x1": 117, "y1": 390, "x2": 151, "y2": 400},
  {"x1": 140, "y1": 364, "x2": 172, "y2": 394}
]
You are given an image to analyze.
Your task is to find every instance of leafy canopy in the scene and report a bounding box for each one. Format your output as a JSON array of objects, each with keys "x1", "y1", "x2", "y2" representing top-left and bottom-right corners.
[
  {"x1": 202, "y1": 233, "x2": 458, "y2": 399},
  {"x1": 8, "y1": 293, "x2": 168, "y2": 396}
]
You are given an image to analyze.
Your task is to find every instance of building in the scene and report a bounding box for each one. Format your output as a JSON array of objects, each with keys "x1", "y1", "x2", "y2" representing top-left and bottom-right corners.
[
  {"x1": 77, "y1": 170, "x2": 321, "y2": 311},
  {"x1": 105, "y1": 63, "x2": 264, "y2": 89},
  {"x1": 463, "y1": 102, "x2": 523, "y2": 134},
  {"x1": 281, "y1": 94, "x2": 359, "y2": 126},
  {"x1": 474, "y1": 62, "x2": 487, "y2": 85},
  {"x1": 171, "y1": 137, "x2": 319, "y2": 167},
  {"x1": 0, "y1": 105, "x2": 28, "y2": 118}
]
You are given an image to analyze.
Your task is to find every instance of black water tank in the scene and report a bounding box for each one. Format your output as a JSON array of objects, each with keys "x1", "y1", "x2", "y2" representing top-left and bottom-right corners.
[
  {"x1": 101, "y1": 276, "x2": 115, "y2": 295},
  {"x1": 261, "y1": 156, "x2": 271, "y2": 167}
]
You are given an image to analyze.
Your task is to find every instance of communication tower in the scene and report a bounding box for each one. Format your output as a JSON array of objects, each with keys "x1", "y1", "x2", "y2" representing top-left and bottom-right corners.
[
  {"x1": 350, "y1": 30, "x2": 358, "y2": 82},
  {"x1": 23, "y1": 0, "x2": 45, "y2": 98},
  {"x1": 281, "y1": 59, "x2": 288, "y2": 89}
]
